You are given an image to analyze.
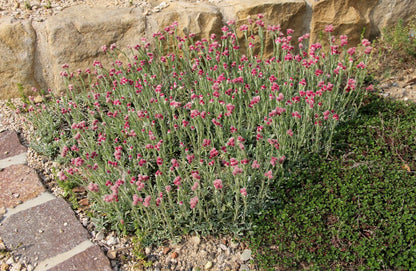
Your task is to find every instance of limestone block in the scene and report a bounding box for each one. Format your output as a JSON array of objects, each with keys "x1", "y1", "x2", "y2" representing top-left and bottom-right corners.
[
  {"x1": 32, "y1": 6, "x2": 146, "y2": 94},
  {"x1": 148, "y1": 1, "x2": 223, "y2": 41},
  {"x1": 371, "y1": 0, "x2": 416, "y2": 38},
  {"x1": 217, "y1": 0, "x2": 308, "y2": 57},
  {"x1": 310, "y1": 0, "x2": 378, "y2": 47},
  {"x1": 0, "y1": 19, "x2": 38, "y2": 99}
]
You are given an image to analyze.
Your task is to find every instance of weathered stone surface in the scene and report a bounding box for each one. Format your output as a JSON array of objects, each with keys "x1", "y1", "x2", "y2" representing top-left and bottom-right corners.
[
  {"x1": 309, "y1": 0, "x2": 378, "y2": 46},
  {"x1": 370, "y1": 0, "x2": 416, "y2": 38},
  {"x1": 0, "y1": 19, "x2": 38, "y2": 100},
  {"x1": 0, "y1": 130, "x2": 26, "y2": 160},
  {"x1": 0, "y1": 198, "x2": 89, "y2": 264},
  {"x1": 0, "y1": 165, "x2": 44, "y2": 209},
  {"x1": 47, "y1": 245, "x2": 112, "y2": 271},
  {"x1": 218, "y1": 0, "x2": 307, "y2": 56},
  {"x1": 32, "y1": 6, "x2": 146, "y2": 94},
  {"x1": 219, "y1": 0, "x2": 307, "y2": 31},
  {"x1": 148, "y1": 1, "x2": 223, "y2": 41}
]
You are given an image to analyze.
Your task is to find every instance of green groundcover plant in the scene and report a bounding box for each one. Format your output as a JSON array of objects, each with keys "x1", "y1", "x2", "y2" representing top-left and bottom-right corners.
[
  {"x1": 20, "y1": 16, "x2": 373, "y2": 244},
  {"x1": 249, "y1": 94, "x2": 416, "y2": 270}
]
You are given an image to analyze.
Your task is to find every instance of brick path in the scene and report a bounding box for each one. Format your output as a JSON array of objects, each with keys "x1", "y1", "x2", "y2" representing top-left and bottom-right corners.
[{"x1": 0, "y1": 130, "x2": 112, "y2": 270}]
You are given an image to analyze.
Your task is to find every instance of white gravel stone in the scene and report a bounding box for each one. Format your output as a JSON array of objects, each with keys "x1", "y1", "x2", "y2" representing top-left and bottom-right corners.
[{"x1": 240, "y1": 249, "x2": 252, "y2": 262}]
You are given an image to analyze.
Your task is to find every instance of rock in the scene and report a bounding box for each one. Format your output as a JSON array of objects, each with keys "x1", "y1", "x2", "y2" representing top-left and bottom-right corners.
[
  {"x1": 240, "y1": 264, "x2": 250, "y2": 271},
  {"x1": 309, "y1": 0, "x2": 378, "y2": 46},
  {"x1": 370, "y1": 0, "x2": 416, "y2": 38},
  {"x1": 240, "y1": 249, "x2": 252, "y2": 261},
  {"x1": 219, "y1": 244, "x2": 228, "y2": 251},
  {"x1": 26, "y1": 264, "x2": 34, "y2": 271},
  {"x1": 10, "y1": 262, "x2": 22, "y2": 271},
  {"x1": 95, "y1": 231, "x2": 105, "y2": 241},
  {"x1": 204, "y1": 261, "x2": 213, "y2": 270},
  {"x1": 148, "y1": 1, "x2": 223, "y2": 41},
  {"x1": 0, "y1": 239, "x2": 5, "y2": 250},
  {"x1": 31, "y1": 6, "x2": 146, "y2": 95},
  {"x1": 81, "y1": 217, "x2": 89, "y2": 227},
  {"x1": 190, "y1": 236, "x2": 201, "y2": 247},
  {"x1": 218, "y1": 0, "x2": 307, "y2": 56},
  {"x1": 106, "y1": 236, "x2": 119, "y2": 246},
  {"x1": 107, "y1": 249, "x2": 117, "y2": 260},
  {"x1": 5, "y1": 256, "x2": 15, "y2": 265},
  {"x1": 78, "y1": 198, "x2": 89, "y2": 206},
  {"x1": 163, "y1": 247, "x2": 171, "y2": 255},
  {"x1": 0, "y1": 19, "x2": 38, "y2": 100},
  {"x1": 171, "y1": 252, "x2": 178, "y2": 259},
  {"x1": 1, "y1": 263, "x2": 9, "y2": 271}
]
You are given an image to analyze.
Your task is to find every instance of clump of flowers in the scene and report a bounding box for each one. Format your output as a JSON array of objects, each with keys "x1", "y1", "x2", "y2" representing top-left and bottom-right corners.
[{"x1": 22, "y1": 16, "x2": 372, "y2": 244}]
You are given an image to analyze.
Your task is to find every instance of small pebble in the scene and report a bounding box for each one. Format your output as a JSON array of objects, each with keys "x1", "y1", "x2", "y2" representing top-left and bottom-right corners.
[
  {"x1": 106, "y1": 236, "x2": 118, "y2": 246},
  {"x1": 95, "y1": 231, "x2": 104, "y2": 241},
  {"x1": 240, "y1": 264, "x2": 250, "y2": 271},
  {"x1": 171, "y1": 252, "x2": 178, "y2": 259},
  {"x1": 204, "y1": 261, "x2": 213, "y2": 270},
  {"x1": 241, "y1": 249, "x2": 252, "y2": 261},
  {"x1": 10, "y1": 262, "x2": 22, "y2": 271},
  {"x1": 107, "y1": 250, "x2": 117, "y2": 260}
]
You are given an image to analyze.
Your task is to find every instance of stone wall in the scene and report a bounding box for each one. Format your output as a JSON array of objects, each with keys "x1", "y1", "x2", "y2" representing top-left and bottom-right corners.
[{"x1": 0, "y1": 0, "x2": 414, "y2": 99}]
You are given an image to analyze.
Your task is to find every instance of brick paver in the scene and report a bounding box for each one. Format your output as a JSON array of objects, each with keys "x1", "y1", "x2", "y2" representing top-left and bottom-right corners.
[
  {"x1": 0, "y1": 198, "x2": 90, "y2": 264},
  {"x1": 48, "y1": 245, "x2": 112, "y2": 271},
  {"x1": 0, "y1": 130, "x2": 112, "y2": 270},
  {"x1": 0, "y1": 164, "x2": 45, "y2": 209},
  {"x1": 0, "y1": 130, "x2": 27, "y2": 160}
]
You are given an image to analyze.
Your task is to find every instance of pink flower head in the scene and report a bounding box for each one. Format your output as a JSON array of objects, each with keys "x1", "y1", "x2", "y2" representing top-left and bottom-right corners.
[
  {"x1": 232, "y1": 166, "x2": 243, "y2": 176},
  {"x1": 191, "y1": 171, "x2": 201, "y2": 180},
  {"x1": 239, "y1": 24, "x2": 249, "y2": 31},
  {"x1": 227, "y1": 20, "x2": 235, "y2": 26},
  {"x1": 227, "y1": 137, "x2": 235, "y2": 147},
  {"x1": 264, "y1": 170, "x2": 273, "y2": 179},
  {"x1": 191, "y1": 181, "x2": 199, "y2": 191},
  {"x1": 366, "y1": 84, "x2": 374, "y2": 91},
  {"x1": 187, "y1": 154, "x2": 195, "y2": 164},
  {"x1": 324, "y1": 25, "x2": 334, "y2": 33},
  {"x1": 173, "y1": 176, "x2": 182, "y2": 187},
  {"x1": 202, "y1": 138, "x2": 211, "y2": 147},
  {"x1": 132, "y1": 194, "x2": 141, "y2": 206},
  {"x1": 252, "y1": 160, "x2": 260, "y2": 169},
  {"x1": 190, "y1": 196, "x2": 199, "y2": 209},
  {"x1": 61, "y1": 146, "x2": 70, "y2": 158},
  {"x1": 209, "y1": 148, "x2": 219, "y2": 159},
  {"x1": 57, "y1": 171, "x2": 68, "y2": 181},
  {"x1": 143, "y1": 196, "x2": 151, "y2": 207},
  {"x1": 357, "y1": 62, "x2": 366, "y2": 69},
  {"x1": 347, "y1": 47, "x2": 356, "y2": 56},
  {"x1": 88, "y1": 182, "x2": 99, "y2": 192},
  {"x1": 213, "y1": 179, "x2": 223, "y2": 189},
  {"x1": 240, "y1": 188, "x2": 247, "y2": 197},
  {"x1": 364, "y1": 46, "x2": 373, "y2": 55},
  {"x1": 287, "y1": 129, "x2": 293, "y2": 137},
  {"x1": 270, "y1": 156, "x2": 278, "y2": 166},
  {"x1": 361, "y1": 39, "x2": 371, "y2": 47},
  {"x1": 171, "y1": 158, "x2": 180, "y2": 168}
]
